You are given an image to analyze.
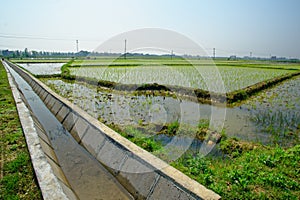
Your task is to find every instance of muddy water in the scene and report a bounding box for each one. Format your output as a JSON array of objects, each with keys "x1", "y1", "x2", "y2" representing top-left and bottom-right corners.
[
  {"x1": 17, "y1": 63, "x2": 65, "y2": 75},
  {"x1": 45, "y1": 77, "x2": 300, "y2": 146},
  {"x1": 44, "y1": 79, "x2": 269, "y2": 145},
  {"x1": 5, "y1": 64, "x2": 133, "y2": 200}
]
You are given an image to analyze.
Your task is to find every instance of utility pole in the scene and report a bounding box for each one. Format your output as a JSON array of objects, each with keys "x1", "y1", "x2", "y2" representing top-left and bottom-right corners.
[
  {"x1": 250, "y1": 52, "x2": 252, "y2": 58},
  {"x1": 76, "y1": 40, "x2": 79, "y2": 53},
  {"x1": 124, "y1": 39, "x2": 127, "y2": 59},
  {"x1": 213, "y1": 48, "x2": 216, "y2": 59},
  {"x1": 171, "y1": 50, "x2": 173, "y2": 60}
]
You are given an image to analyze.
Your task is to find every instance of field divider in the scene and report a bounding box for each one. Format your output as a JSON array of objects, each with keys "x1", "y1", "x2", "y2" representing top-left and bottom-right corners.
[
  {"x1": 62, "y1": 63, "x2": 300, "y2": 105},
  {"x1": 226, "y1": 71, "x2": 300, "y2": 103}
]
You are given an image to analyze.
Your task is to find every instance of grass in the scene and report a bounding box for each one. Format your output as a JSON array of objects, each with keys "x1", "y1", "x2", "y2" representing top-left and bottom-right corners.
[
  {"x1": 107, "y1": 124, "x2": 163, "y2": 152},
  {"x1": 172, "y1": 139, "x2": 300, "y2": 199},
  {"x1": 108, "y1": 119, "x2": 300, "y2": 199},
  {"x1": 0, "y1": 61, "x2": 42, "y2": 199}
]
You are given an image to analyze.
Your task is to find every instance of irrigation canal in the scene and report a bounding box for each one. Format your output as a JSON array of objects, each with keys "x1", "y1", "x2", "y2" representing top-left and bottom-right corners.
[
  {"x1": 3, "y1": 60, "x2": 221, "y2": 199},
  {"x1": 4, "y1": 61, "x2": 134, "y2": 199}
]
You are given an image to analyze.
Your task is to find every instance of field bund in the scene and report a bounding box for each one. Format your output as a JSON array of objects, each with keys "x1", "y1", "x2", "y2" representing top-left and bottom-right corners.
[{"x1": 5, "y1": 60, "x2": 221, "y2": 199}]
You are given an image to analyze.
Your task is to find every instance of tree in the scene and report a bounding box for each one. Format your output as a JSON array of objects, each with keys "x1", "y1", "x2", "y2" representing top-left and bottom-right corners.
[{"x1": 24, "y1": 48, "x2": 29, "y2": 57}]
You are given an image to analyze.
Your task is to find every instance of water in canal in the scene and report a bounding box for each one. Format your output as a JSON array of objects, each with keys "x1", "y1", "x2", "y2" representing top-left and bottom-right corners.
[{"x1": 5, "y1": 63, "x2": 133, "y2": 200}]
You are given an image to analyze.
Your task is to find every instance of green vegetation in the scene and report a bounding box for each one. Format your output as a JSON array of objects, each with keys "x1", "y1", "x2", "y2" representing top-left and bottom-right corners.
[
  {"x1": 55, "y1": 58, "x2": 300, "y2": 105},
  {"x1": 108, "y1": 119, "x2": 215, "y2": 143},
  {"x1": 172, "y1": 140, "x2": 300, "y2": 199},
  {"x1": 242, "y1": 75, "x2": 300, "y2": 146},
  {"x1": 107, "y1": 124, "x2": 163, "y2": 152},
  {"x1": 61, "y1": 59, "x2": 75, "y2": 79},
  {"x1": 110, "y1": 118, "x2": 300, "y2": 199},
  {"x1": 0, "y1": 62, "x2": 42, "y2": 199},
  {"x1": 226, "y1": 71, "x2": 300, "y2": 104},
  {"x1": 20, "y1": 58, "x2": 296, "y2": 105},
  {"x1": 70, "y1": 56, "x2": 188, "y2": 66},
  {"x1": 7, "y1": 58, "x2": 300, "y2": 199},
  {"x1": 213, "y1": 60, "x2": 300, "y2": 70},
  {"x1": 69, "y1": 58, "x2": 300, "y2": 69},
  {"x1": 60, "y1": 59, "x2": 300, "y2": 199},
  {"x1": 69, "y1": 65, "x2": 293, "y2": 92}
]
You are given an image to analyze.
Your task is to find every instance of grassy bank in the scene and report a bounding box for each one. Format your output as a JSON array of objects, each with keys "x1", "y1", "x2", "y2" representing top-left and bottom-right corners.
[
  {"x1": 107, "y1": 121, "x2": 300, "y2": 199},
  {"x1": 111, "y1": 121, "x2": 300, "y2": 199},
  {"x1": 0, "y1": 62, "x2": 42, "y2": 199},
  {"x1": 172, "y1": 139, "x2": 300, "y2": 199}
]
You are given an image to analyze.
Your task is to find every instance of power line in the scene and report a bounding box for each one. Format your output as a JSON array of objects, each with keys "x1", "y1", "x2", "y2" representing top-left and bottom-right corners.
[
  {"x1": 0, "y1": 33, "x2": 294, "y2": 58},
  {"x1": 0, "y1": 34, "x2": 73, "y2": 41},
  {"x1": 0, "y1": 33, "x2": 101, "y2": 42}
]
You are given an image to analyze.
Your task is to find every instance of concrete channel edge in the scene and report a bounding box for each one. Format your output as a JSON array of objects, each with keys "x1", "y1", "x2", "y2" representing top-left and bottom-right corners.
[
  {"x1": 6, "y1": 61, "x2": 221, "y2": 200},
  {"x1": 3, "y1": 61, "x2": 73, "y2": 200}
]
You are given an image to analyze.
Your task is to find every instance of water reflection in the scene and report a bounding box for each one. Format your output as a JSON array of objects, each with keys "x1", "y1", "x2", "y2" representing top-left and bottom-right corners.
[
  {"x1": 18, "y1": 63, "x2": 65, "y2": 75},
  {"x1": 45, "y1": 79, "x2": 266, "y2": 145}
]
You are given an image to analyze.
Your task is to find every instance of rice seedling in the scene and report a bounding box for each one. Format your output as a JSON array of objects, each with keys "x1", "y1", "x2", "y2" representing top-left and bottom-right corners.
[{"x1": 69, "y1": 65, "x2": 292, "y2": 92}]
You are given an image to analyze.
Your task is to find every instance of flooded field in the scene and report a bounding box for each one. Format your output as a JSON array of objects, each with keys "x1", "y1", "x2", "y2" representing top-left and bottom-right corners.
[
  {"x1": 17, "y1": 63, "x2": 65, "y2": 75},
  {"x1": 14, "y1": 58, "x2": 298, "y2": 148},
  {"x1": 242, "y1": 76, "x2": 300, "y2": 146},
  {"x1": 10, "y1": 58, "x2": 299, "y2": 149},
  {"x1": 43, "y1": 77, "x2": 299, "y2": 147}
]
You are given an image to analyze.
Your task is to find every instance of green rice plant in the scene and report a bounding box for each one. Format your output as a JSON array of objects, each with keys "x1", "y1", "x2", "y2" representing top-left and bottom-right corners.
[{"x1": 69, "y1": 65, "x2": 293, "y2": 92}]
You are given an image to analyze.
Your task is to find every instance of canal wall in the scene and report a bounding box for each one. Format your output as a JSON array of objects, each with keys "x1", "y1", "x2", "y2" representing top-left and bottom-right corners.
[
  {"x1": 3, "y1": 61, "x2": 74, "y2": 199},
  {"x1": 6, "y1": 61, "x2": 221, "y2": 200}
]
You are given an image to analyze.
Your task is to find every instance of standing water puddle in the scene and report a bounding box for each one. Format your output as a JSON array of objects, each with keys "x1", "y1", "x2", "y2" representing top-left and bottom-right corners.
[{"x1": 5, "y1": 63, "x2": 133, "y2": 200}]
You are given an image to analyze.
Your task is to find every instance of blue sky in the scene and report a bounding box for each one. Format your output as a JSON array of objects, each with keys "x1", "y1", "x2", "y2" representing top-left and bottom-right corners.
[{"x1": 0, "y1": 0, "x2": 300, "y2": 58}]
